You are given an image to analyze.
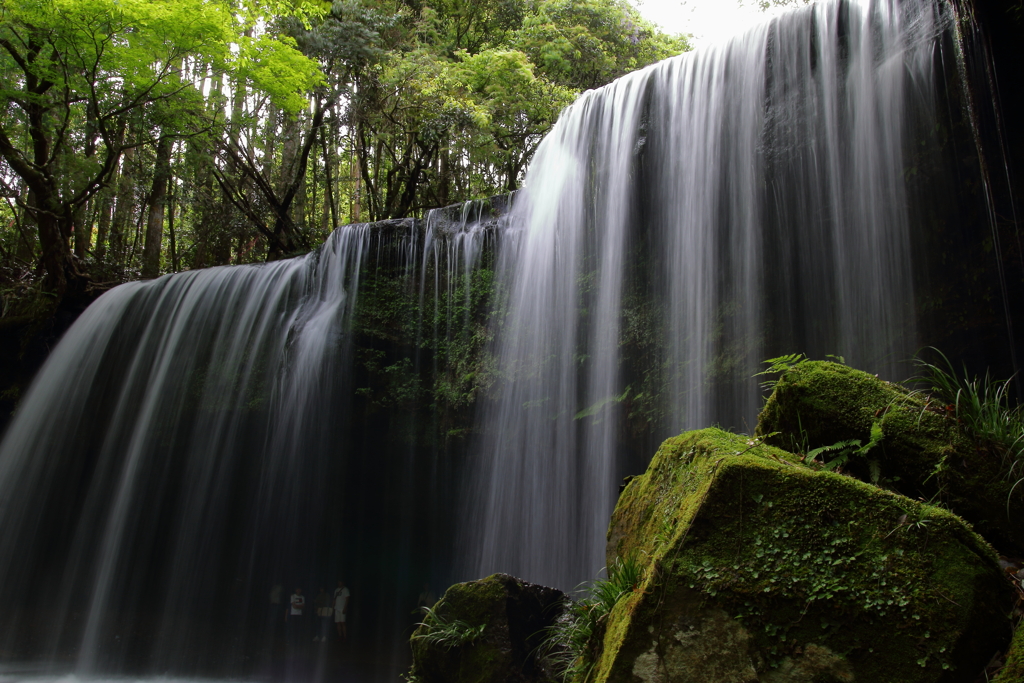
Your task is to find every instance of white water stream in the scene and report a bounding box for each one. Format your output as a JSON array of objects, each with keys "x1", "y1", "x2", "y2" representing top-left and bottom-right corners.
[{"x1": 467, "y1": 0, "x2": 949, "y2": 589}]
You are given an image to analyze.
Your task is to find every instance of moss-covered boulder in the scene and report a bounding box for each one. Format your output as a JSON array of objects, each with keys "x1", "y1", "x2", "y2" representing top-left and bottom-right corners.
[
  {"x1": 995, "y1": 620, "x2": 1024, "y2": 682},
  {"x1": 598, "y1": 428, "x2": 1012, "y2": 683},
  {"x1": 754, "y1": 360, "x2": 1022, "y2": 554},
  {"x1": 409, "y1": 573, "x2": 564, "y2": 683}
]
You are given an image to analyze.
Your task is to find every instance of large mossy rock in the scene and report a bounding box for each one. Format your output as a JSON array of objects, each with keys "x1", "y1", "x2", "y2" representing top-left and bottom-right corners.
[
  {"x1": 995, "y1": 621, "x2": 1024, "y2": 682},
  {"x1": 598, "y1": 428, "x2": 1012, "y2": 683},
  {"x1": 409, "y1": 573, "x2": 564, "y2": 683},
  {"x1": 754, "y1": 360, "x2": 1022, "y2": 554}
]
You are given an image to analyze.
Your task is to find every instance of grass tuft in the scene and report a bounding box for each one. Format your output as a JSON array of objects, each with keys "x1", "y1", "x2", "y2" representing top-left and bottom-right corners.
[
  {"x1": 411, "y1": 604, "x2": 486, "y2": 650},
  {"x1": 537, "y1": 553, "x2": 644, "y2": 682},
  {"x1": 913, "y1": 348, "x2": 1024, "y2": 498}
]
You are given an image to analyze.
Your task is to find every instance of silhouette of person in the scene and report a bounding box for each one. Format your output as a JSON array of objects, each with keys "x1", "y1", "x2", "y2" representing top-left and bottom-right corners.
[
  {"x1": 268, "y1": 583, "x2": 283, "y2": 643},
  {"x1": 333, "y1": 579, "x2": 350, "y2": 641},
  {"x1": 314, "y1": 587, "x2": 331, "y2": 642},
  {"x1": 286, "y1": 586, "x2": 305, "y2": 646}
]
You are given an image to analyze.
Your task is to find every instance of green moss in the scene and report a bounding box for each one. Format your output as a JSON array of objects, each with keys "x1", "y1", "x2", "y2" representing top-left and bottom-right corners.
[
  {"x1": 431, "y1": 575, "x2": 509, "y2": 627},
  {"x1": 409, "y1": 573, "x2": 563, "y2": 683},
  {"x1": 756, "y1": 360, "x2": 1023, "y2": 554},
  {"x1": 995, "y1": 621, "x2": 1024, "y2": 683},
  {"x1": 595, "y1": 428, "x2": 1012, "y2": 683},
  {"x1": 410, "y1": 575, "x2": 513, "y2": 683}
]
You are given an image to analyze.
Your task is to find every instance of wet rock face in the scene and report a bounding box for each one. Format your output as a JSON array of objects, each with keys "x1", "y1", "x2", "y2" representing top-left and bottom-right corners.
[
  {"x1": 596, "y1": 428, "x2": 1012, "y2": 683},
  {"x1": 754, "y1": 360, "x2": 1023, "y2": 555},
  {"x1": 628, "y1": 600, "x2": 761, "y2": 683},
  {"x1": 409, "y1": 573, "x2": 565, "y2": 683}
]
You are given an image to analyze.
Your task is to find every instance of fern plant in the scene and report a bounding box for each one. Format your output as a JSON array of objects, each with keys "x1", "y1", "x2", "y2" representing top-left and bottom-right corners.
[
  {"x1": 755, "y1": 353, "x2": 809, "y2": 392},
  {"x1": 807, "y1": 420, "x2": 885, "y2": 484},
  {"x1": 755, "y1": 353, "x2": 847, "y2": 393}
]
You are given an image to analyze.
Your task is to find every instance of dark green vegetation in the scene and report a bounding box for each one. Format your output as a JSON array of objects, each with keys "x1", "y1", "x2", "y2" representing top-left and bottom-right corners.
[
  {"x1": 756, "y1": 357, "x2": 1024, "y2": 555},
  {"x1": 0, "y1": 0, "x2": 689, "y2": 307},
  {"x1": 913, "y1": 350, "x2": 1024, "y2": 487},
  {"x1": 408, "y1": 573, "x2": 565, "y2": 683},
  {"x1": 536, "y1": 555, "x2": 644, "y2": 682},
  {"x1": 418, "y1": 360, "x2": 1024, "y2": 682},
  {"x1": 349, "y1": 211, "x2": 505, "y2": 446},
  {"x1": 996, "y1": 622, "x2": 1024, "y2": 682}
]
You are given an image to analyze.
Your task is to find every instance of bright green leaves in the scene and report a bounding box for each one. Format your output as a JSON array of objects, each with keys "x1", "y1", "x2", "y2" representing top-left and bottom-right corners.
[
  {"x1": 0, "y1": 0, "x2": 321, "y2": 121},
  {"x1": 235, "y1": 32, "x2": 324, "y2": 114},
  {"x1": 513, "y1": 0, "x2": 690, "y2": 91},
  {"x1": 451, "y1": 47, "x2": 574, "y2": 184}
]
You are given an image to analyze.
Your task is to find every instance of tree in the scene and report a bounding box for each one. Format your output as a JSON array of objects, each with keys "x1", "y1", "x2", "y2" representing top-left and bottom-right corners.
[
  {"x1": 744, "y1": 0, "x2": 810, "y2": 10},
  {"x1": 452, "y1": 48, "x2": 575, "y2": 192},
  {"x1": 513, "y1": 0, "x2": 690, "y2": 91},
  {"x1": 0, "y1": 0, "x2": 690, "y2": 293},
  {"x1": 0, "y1": 0, "x2": 322, "y2": 299}
]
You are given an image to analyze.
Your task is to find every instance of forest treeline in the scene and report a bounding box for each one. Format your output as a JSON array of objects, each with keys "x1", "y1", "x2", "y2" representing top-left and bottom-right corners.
[{"x1": 0, "y1": 0, "x2": 689, "y2": 310}]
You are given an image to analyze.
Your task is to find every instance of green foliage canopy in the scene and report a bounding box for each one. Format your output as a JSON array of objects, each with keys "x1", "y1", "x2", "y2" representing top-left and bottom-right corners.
[
  {"x1": 0, "y1": 0, "x2": 691, "y2": 301},
  {"x1": 0, "y1": 0, "x2": 322, "y2": 293}
]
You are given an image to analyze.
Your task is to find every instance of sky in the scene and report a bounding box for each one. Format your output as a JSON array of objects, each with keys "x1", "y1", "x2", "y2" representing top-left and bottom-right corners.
[{"x1": 628, "y1": 0, "x2": 794, "y2": 48}]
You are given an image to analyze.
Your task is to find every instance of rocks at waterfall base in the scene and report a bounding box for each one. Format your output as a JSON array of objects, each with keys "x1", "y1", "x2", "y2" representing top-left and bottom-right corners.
[
  {"x1": 755, "y1": 360, "x2": 1024, "y2": 555},
  {"x1": 597, "y1": 428, "x2": 1011, "y2": 683},
  {"x1": 408, "y1": 573, "x2": 565, "y2": 683},
  {"x1": 414, "y1": 362, "x2": 1020, "y2": 683}
]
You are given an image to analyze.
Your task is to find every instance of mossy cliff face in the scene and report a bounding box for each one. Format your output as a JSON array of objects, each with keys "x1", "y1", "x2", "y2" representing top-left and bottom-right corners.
[
  {"x1": 597, "y1": 428, "x2": 1011, "y2": 683},
  {"x1": 409, "y1": 573, "x2": 564, "y2": 683},
  {"x1": 754, "y1": 361, "x2": 1022, "y2": 554}
]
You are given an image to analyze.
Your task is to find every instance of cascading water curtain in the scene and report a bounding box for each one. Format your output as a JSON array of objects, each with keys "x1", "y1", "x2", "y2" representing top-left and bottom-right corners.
[
  {"x1": 0, "y1": 201, "x2": 508, "y2": 680},
  {"x1": 0, "y1": 227, "x2": 374, "y2": 672},
  {"x1": 467, "y1": 0, "x2": 952, "y2": 591}
]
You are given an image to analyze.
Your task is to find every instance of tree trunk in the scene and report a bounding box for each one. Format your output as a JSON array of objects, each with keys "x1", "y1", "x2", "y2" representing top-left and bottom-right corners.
[
  {"x1": 16, "y1": 186, "x2": 36, "y2": 263},
  {"x1": 110, "y1": 146, "x2": 136, "y2": 273},
  {"x1": 94, "y1": 185, "x2": 114, "y2": 262},
  {"x1": 263, "y1": 103, "x2": 278, "y2": 179},
  {"x1": 142, "y1": 135, "x2": 172, "y2": 279},
  {"x1": 73, "y1": 105, "x2": 99, "y2": 259},
  {"x1": 168, "y1": 186, "x2": 178, "y2": 272},
  {"x1": 73, "y1": 204, "x2": 90, "y2": 258},
  {"x1": 34, "y1": 189, "x2": 75, "y2": 297}
]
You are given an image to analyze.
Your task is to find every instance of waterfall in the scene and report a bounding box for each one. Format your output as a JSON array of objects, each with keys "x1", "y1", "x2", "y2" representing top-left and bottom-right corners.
[
  {"x1": 0, "y1": 226, "x2": 373, "y2": 673},
  {"x1": 0, "y1": 204, "x2": 503, "y2": 679},
  {"x1": 0, "y1": 0, "x2": 1016, "y2": 678},
  {"x1": 466, "y1": 0, "x2": 969, "y2": 590}
]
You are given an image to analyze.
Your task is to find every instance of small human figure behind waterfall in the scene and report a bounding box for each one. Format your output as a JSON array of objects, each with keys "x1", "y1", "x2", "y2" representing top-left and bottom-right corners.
[
  {"x1": 286, "y1": 586, "x2": 305, "y2": 647},
  {"x1": 314, "y1": 586, "x2": 331, "y2": 642},
  {"x1": 334, "y1": 579, "x2": 350, "y2": 641}
]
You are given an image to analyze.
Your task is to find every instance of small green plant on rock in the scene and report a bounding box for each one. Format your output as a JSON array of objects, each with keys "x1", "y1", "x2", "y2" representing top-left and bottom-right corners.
[
  {"x1": 756, "y1": 353, "x2": 846, "y2": 393},
  {"x1": 913, "y1": 348, "x2": 1024, "y2": 501},
  {"x1": 806, "y1": 420, "x2": 885, "y2": 483},
  {"x1": 539, "y1": 554, "x2": 643, "y2": 682},
  {"x1": 756, "y1": 353, "x2": 811, "y2": 392},
  {"x1": 412, "y1": 605, "x2": 486, "y2": 650}
]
